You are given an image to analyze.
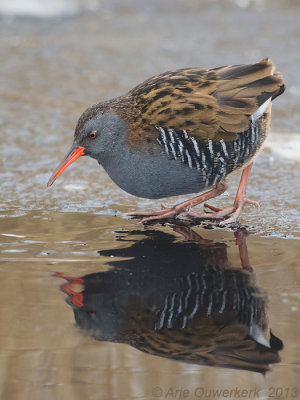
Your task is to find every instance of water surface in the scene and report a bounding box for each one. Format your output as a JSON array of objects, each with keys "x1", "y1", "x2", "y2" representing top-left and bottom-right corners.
[{"x1": 1, "y1": 213, "x2": 299, "y2": 399}]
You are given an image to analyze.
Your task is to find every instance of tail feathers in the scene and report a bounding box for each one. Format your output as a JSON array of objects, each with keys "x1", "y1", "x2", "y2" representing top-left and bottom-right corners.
[
  {"x1": 217, "y1": 59, "x2": 284, "y2": 103},
  {"x1": 217, "y1": 58, "x2": 275, "y2": 91},
  {"x1": 270, "y1": 330, "x2": 284, "y2": 351},
  {"x1": 271, "y1": 73, "x2": 286, "y2": 101},
  {"x1": 215, "y1": 58, "x2": 285, "y2": 128}
]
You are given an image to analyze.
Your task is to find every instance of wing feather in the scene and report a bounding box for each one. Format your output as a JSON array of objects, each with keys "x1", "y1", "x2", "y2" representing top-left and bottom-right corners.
[{"x1": 128, "y1": 58, "x2": 284, "y2": 141}]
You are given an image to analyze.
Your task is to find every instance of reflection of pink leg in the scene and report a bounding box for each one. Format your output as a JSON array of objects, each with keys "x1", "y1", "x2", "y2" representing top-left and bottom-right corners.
[
  {"x1": 172, "y1": 225, "x2": 212, "y2": 244},
  {"x1": 126, "y1": 181, "x2": 228, "y2": 223},
  {"x1": 234, "y1": 229, "x2": 253, "y2": 272},
  {"x1": 187, "y1": 162, "x2": 259, "y2": 224},
  {"x1": 173, "y1": 225, "x2": 252, "y2": 272},
  {"x1": 172, "y1": 225, "x2": 229, "y2": 269}
]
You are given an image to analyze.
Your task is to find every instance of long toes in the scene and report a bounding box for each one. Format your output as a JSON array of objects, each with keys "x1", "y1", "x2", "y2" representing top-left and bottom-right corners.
[
  {"x1": 126, "y1": 208, "x2": 172, "y2": 217},
  {"x1": 245, "y1": 198, "x2": 260, "y2": 208},
  {"x1": 160, "y1": 202, "x2": 169, "y2": 209},
  {"x1": 141, "y1": 210, "x2": 179, "y2": 223},
  {"x1": 219, "y1": 216, "x2": 238, "y2": 226},
  {"x1": 187, "y1": 208, "x2": 234, "y2": 220},
  {"x1": 203, "y1": 203, "x2": 222, "y2": 212},
  {"x1": 186, "y1": 210, "x2": 219, "y2": 219}
]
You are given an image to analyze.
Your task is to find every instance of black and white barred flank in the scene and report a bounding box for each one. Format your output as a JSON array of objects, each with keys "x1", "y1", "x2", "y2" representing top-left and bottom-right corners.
[
  {"x1": 156, "y1": 120, "x2": 262, "y2": 186},
  {"x1": 154, "y1": 266, "x2": 265, "y2": 332}
]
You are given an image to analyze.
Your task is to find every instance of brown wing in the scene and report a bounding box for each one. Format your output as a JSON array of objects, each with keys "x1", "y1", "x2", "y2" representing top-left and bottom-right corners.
[
  {"x1": 128, "y1": 58, "x2": 284, "y2": 141},
  {"x1": 132, "y1": 323, "x2": 281, "y2": 373}
]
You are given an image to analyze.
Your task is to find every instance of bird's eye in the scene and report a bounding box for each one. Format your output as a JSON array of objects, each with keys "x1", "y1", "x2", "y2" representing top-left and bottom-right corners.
[{"x1": 89, "y1": 130, "x2": 97, "y2": 139}]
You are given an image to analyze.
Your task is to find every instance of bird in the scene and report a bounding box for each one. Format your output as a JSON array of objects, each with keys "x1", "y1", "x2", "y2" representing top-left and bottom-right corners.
[
  {"x1": 57, "y1": 228, "x2": 283, "y2": 373},
  {"x1": 47, "y1": 58, "x2": 285, "y2": 224}
]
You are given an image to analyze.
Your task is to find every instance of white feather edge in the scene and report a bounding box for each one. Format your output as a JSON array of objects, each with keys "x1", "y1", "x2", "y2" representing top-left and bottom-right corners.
[
  {"x1": 251, "y1": 97, "x2": 271, "y2": 121},
  {"x1": 249, "y1": 324, "x2": 270, "y2": 348}
]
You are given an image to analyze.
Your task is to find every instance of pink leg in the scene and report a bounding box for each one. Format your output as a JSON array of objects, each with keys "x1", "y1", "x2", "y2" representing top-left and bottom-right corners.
[{"x1": 187, "y1": 162, "x2": 259, "y2": 224}]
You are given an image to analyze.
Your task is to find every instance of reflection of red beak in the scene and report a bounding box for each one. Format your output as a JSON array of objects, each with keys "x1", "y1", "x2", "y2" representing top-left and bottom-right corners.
[
  {"x1": 47, "y1": 143, "x2": 85, "y2": 187},
  {"x1": 55, "y1": 272, "x2": 84, "y2": 307}
]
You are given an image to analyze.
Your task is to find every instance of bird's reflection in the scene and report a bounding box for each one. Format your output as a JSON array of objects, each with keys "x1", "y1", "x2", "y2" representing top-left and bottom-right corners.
[{"x1": 57, "y1": 226, "x2": 283, "y2": 373}]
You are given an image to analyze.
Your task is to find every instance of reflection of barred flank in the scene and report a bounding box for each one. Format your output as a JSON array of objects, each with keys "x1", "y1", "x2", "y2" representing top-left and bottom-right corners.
[{"x1": 155, "y1": 267, "x2": 263, "y2": 330}]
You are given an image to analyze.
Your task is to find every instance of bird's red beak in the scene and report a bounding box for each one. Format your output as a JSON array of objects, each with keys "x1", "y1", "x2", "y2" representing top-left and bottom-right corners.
[{"x1": 47, "y1": 144, "x2": 85, "y2": 187}]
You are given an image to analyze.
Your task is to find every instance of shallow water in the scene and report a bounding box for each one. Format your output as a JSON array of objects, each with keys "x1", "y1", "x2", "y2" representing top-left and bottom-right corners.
[
  {"x1": 1, "y1": 213, "x2": 300, "y2": 399},
  {"x1": 0, "y1": 0, "x2": 300, "y2": 399}
]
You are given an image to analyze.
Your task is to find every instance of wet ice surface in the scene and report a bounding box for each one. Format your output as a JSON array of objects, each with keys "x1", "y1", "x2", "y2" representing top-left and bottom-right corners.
[
  {"x1": 0, "y1": 0, "x2": 300, "y2": 238},
  {"x1": 1, "y1": 132, "x2": 300, "y2": 238},
  {"x1": 0, "y1": 0, "x2": 300, "y2": 399}
]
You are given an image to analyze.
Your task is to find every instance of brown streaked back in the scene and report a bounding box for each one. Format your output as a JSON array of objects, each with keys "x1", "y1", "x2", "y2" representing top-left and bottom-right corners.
[{"x1": 119, "y1": 58, "x2": 284, "y2": 146}]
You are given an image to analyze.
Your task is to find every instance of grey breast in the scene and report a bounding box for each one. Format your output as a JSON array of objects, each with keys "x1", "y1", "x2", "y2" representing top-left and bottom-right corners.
[{"x1": 101, "y1": 142, "x2": 207, "y2": 199}]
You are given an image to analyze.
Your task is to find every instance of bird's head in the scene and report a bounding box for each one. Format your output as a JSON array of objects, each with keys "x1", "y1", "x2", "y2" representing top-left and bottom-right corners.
[{"x1": 47, "y1": 104, "x2": 127, "y2": 187}]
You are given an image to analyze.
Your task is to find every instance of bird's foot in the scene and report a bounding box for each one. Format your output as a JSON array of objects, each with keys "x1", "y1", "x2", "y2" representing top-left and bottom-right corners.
[
  {"x1": 126, "y1": 181, "x2": 228, "y2": 223},
  {"x1": 187, "y1": 197, "x2": 259, "y2": 225},
  {"x1": 126, "y1": 203, "x2": 179, "y2": 223}
]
